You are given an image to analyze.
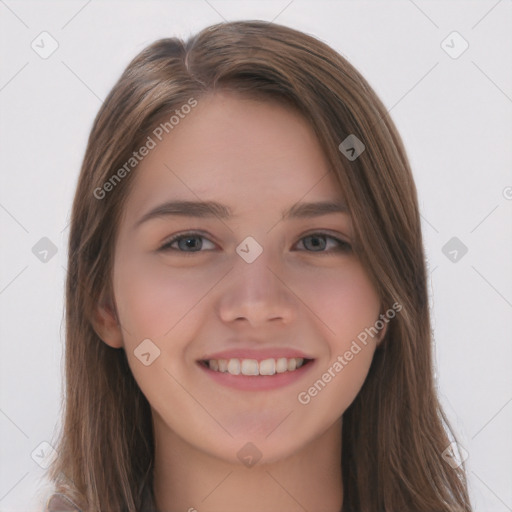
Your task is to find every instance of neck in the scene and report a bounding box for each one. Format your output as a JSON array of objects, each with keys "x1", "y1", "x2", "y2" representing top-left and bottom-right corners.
[{"x1": 152, "y1": 415, "x2": 343, "y2": 512}]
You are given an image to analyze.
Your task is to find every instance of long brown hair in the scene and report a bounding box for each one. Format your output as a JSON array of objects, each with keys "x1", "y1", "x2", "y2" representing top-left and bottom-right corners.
[{"x1": 46, "y1": 20, "x2": 473, "y2": 512}]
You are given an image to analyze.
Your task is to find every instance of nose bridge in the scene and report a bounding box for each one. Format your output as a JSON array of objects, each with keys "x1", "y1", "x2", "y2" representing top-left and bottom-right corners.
[
  {"x1": 218, "y1": 234, "x2": 295, "y2": 325},
  {"x1": 233, "y1": 235, "x2": 279, "y2": 295}
]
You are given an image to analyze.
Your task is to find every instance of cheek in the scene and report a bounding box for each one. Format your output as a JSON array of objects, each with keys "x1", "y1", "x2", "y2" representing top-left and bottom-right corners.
[
  {"x1": 112, "y1": 251, "x2": 220, "y2": 343},
  {"x1": 292, "y1": 262, "x2": 380, "y2": 417},
  {"x1": 291, "y1": 260, "x2": 381, "y2": 345}
]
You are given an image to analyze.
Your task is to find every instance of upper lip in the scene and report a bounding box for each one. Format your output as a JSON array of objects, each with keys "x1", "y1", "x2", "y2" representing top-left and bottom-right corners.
[{"x1": 199, "y1": 348, "x2": 314, "y2": 362}]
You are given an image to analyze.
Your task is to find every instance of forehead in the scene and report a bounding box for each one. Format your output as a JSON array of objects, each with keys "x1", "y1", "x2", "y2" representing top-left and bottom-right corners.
[{"x1": 126, "y1": 91, "x2": 345, "y2": 215}]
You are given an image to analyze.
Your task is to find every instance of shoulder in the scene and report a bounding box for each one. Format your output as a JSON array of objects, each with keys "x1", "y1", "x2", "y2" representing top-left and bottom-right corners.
[{"x1": 45, "y1": 493, "x2": 81, "y2": 512}]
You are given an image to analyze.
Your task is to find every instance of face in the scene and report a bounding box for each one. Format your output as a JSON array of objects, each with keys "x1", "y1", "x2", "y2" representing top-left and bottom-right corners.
[{"x1": 99, "y1": 91, "x2": 384, "y2": 465}]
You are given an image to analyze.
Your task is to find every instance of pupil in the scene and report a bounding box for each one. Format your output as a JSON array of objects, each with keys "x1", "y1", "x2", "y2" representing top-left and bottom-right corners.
[
  {"x1": 306, "y1": 235, "x2": 325, "y2": 251},
  {"x1": 181, "y1": 237, "x2": 200, "y2": 251}
]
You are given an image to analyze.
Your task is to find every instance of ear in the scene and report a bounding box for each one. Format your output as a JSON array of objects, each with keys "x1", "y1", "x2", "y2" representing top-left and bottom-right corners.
[
  {"x1": 91, "y1": 292, "x2": 124, "y2": 349},
  {"x1": 375, "y1": 312, "x2": 389, "y2": 347},
  {"x1": 376, "y1": 323, "x2": 387, "y2": 346}
]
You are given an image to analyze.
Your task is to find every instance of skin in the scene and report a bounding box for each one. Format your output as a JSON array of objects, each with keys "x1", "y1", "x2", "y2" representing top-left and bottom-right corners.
[{"x1": 93, "y1": 91, "x2": 386, "y2": 512}]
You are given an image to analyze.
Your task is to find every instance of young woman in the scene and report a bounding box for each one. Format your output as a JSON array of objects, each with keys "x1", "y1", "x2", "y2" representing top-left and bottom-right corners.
[{"x1": 45, "y1": 20, "x2": 473, "y2": 512}]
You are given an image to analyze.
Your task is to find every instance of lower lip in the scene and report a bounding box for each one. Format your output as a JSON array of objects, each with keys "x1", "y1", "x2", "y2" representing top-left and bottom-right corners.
[{"x1": 197, "y1": 360, "x2": 316, "y2": 391}]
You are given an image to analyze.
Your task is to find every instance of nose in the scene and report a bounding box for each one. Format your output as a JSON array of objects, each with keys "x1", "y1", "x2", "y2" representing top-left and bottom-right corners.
[{"x1": 217, "y1": 245, "x2": 297, "y2": 327}]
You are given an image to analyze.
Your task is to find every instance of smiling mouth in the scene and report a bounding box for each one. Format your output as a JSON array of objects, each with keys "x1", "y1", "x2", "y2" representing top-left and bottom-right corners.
[{"x1": 198, "y1": 357, "x2": 314, "y2": 376}]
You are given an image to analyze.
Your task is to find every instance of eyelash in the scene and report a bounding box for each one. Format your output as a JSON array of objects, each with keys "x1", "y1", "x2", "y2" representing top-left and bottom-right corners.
[{"x1": 158, "y1": 231, "x2": 352, "y2": 255}]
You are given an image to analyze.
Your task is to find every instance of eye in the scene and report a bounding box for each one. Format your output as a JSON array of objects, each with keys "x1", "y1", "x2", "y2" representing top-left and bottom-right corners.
[
  {"x1": 295, "y1": 232, "x2": 352, "y2": 254},
  {"x1": 158, "y1": 232, "x2": 216, "y2": 253},
  {"x1": 158, "y1": 231, "x2": 352, "y2": 254}
]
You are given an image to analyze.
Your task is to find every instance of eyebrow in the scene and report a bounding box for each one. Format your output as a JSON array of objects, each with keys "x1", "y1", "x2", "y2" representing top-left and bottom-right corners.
[{"x1": 134, "y1": 199, "x2": 349, "y2": 228}]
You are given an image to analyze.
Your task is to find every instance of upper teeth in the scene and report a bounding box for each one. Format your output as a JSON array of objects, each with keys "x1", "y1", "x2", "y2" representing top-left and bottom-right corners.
[{"x1": 206, "y1": 357, "x2": 306, "y2": 376}]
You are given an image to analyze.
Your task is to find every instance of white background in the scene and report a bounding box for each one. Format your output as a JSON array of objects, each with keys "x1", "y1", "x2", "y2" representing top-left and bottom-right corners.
[{"x1": 0, "y1": 1, "x2": 511, "y2": 511}]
